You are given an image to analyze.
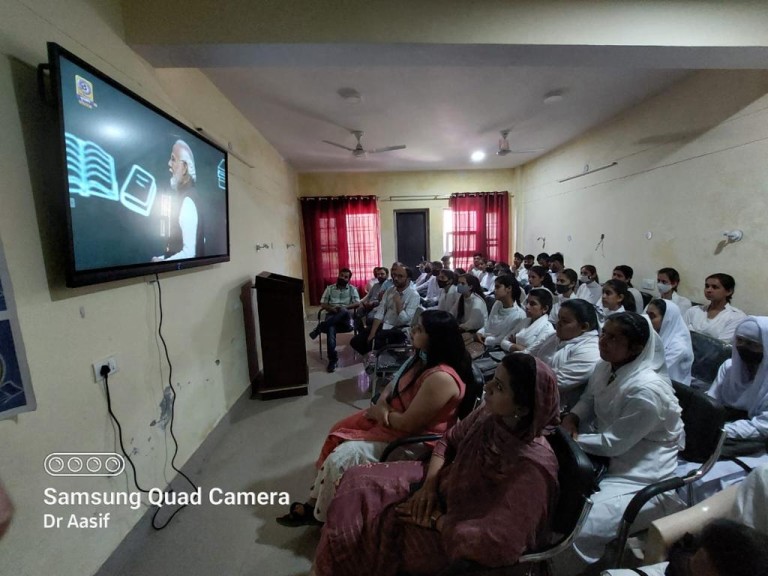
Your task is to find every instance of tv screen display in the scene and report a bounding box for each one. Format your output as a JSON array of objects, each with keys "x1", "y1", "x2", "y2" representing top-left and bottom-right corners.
[{"x1": 47, "y1": 43, "x2": 230, "y2": 287}]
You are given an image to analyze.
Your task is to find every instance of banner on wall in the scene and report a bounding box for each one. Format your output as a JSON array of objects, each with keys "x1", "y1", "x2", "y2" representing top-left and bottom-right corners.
[{"x1": 0, "y1": 234, "x2": 35, "y2": 419}]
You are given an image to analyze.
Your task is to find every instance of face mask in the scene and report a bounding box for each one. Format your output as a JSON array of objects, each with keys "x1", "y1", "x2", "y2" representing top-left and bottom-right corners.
[
  {"x1": 457, "y1": 284, "x2": 470, "y2": 295},
  {"x1": 579, "y1": 275, "x2": 590, "y2": 284},
  {"x1": 555, "y1": 284, "x2": 572, "y2": 295},
  {"x1": 657, "y1": 282, "x2": 673, "y2": 294},
  {"x1": 437, "y1": 280, "x2": 449, "y2": 288},
  {"x1": 736, "y1": 346, "x2": 763, "y2": 365},
  {"x1": 337, "y1": 278, "x2": 348, "y2": 287}
]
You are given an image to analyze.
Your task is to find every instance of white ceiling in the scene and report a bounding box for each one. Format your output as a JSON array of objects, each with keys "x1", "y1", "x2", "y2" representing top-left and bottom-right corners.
[{"x1": 132, "y1": 42, "x2": 768, "y2": 173}]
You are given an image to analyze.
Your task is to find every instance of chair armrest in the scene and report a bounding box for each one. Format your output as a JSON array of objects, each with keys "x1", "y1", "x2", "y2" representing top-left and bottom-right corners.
[
  {"x1": 644, "y1": 484, "x2": 738, "y2": 564},
  {"x1": 380, "y1": 434, "x2": 441, "y2": 462}
]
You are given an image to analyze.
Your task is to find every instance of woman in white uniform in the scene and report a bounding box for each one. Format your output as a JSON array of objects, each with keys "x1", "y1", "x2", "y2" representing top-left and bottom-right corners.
[
  {"x1": 597, "y1": 279, "x2": 635, "y2": 323},
  {"x1": 535, "y1": 298, "x2": 601, "y2": 410},
  {"x1": 683, "y1": 273, "x2": 747, "y2": 342},
  {"x1": 475, "y1": 274, "x2": 527, "y2": 348},
  {"x1": 612, "y1": 265, "x2": 644, "y2": 316},
  {"x1": 708, "y1": 316, "x2": 768, "y2": 442},
  {"x1": 560, "y1": 312, "x2": 684, "y2": 569},
  {"x1": 575, "y1": 264, "x2": 602, "y2": 306},
  {"x1": 657, "y1": 267, "x2": 692, "y2": 315},
  {"x1": 502, "y1": 288, "x2": 555, "y2": 356},
  {"x1": 647, "y1": 299, "x2": 694, "y2": 385},
  {"x1": 451, "y1": 273, "x2": 488, "y2": 333},
  {"x1": 550, "y1": 268, "x2": 578, "y2": 323}
]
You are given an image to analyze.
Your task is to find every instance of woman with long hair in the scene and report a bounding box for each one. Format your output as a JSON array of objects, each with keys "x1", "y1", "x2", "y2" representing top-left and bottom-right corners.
[
  {"x1": 277, "y1": 310, "x2": 472, "y2": 526},
  {"x1": 575, "y1": 264, "x2": 602, "y2": 306},
  {"x1": 451, "y1": 273, "x2": 488, "y2": 332}
]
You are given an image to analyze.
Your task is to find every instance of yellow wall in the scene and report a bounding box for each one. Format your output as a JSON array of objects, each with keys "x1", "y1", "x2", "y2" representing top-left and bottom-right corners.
[
  {"x1": 299, "y1": 169, "x2": 518, "y2": 268},
  {"x1": 517, "y1": 69, "x2": 768, "y2": 313},
  {"x1": 0, "y1": 1, "x2": 299, "y2": 574}
]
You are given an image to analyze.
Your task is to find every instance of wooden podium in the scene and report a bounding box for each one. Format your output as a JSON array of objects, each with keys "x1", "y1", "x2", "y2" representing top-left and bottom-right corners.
[{"x1": 241, "y1": 272, "x2": 308, "y2": 399}]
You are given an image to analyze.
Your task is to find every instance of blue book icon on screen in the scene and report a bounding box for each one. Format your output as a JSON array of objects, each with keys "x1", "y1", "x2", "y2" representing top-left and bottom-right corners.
[
  {"x1": 65, "y1": 132, "x2": 119, "y2": 201},
  {"x1": 217, "y1": 159, "x2": 226, "y2": 190},
  {"x1": 119, "y1": 165, "x2": 157, "y2": 217}
]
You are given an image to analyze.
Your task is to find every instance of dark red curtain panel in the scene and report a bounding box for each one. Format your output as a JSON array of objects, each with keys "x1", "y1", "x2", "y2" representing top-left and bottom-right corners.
[
  {"x1": 450, "y1": 191, "x2": 509, "y2": 270},
  {"x1": 301, "y1": 196, "x2": 381, "y2": 305}
]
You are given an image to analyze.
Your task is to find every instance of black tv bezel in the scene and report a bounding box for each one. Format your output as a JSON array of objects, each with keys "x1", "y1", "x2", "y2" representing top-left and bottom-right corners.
[{"x1": 47, "y1": 42, "x2": 231, "y2": 288}]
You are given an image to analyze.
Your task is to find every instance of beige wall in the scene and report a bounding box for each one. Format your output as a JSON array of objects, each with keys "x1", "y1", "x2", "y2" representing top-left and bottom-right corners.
[
  {"x1": 518, "y1": 69, "x2": 768, "y2": 314},
  {"x1": 299, "y1": 170, "x2": 518, "y2": 269},
  {"x1": 0, "y1": 1, "x2": 299, "y2": 574}
]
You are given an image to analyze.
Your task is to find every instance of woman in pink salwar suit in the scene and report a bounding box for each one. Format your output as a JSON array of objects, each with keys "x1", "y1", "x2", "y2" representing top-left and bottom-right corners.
[{"x1": 312, "y1": 353, "x2": 561, "y2": 576}]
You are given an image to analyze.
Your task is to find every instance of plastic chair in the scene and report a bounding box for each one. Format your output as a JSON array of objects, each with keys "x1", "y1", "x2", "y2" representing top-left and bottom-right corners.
[
  {"x1": 608, "y1": 381, "x2": 727, "y2": 569},
  {"x1": 437, "y1": 427, "x2": 597, "y2": 575},
  {"x1": 689, "y1": 330, "x2": 732, "y2": 390}
]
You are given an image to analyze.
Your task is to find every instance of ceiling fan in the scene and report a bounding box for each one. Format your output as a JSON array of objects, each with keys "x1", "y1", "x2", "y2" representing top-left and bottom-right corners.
[
  {"x1": 322, "y1": 130, "x2": 406, "y2": 158},
  {"x1": 497, "y1": 129, "x2": 543, "y2": 156}
]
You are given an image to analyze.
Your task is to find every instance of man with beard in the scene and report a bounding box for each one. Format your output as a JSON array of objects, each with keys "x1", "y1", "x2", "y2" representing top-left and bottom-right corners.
[
  {"x1": 310, "y1": 268, "x2": 360, "y2": 372},
  {"x1": 152, "y1": 139, "x2": 203, "y2": 261}
]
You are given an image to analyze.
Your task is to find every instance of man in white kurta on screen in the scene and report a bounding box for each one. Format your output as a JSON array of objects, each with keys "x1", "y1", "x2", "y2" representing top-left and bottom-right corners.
[{"x1": 152, "y1": 139, "x2": 202, "y2": 262}]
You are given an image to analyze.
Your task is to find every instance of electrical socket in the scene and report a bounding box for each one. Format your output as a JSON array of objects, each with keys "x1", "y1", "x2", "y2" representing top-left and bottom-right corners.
[
  {"x1": 641, "y1": 279, "x2": 656, "y2": 291},
  {"x1": 93, "y1": 355, "x2": 119, "y2": 382}
]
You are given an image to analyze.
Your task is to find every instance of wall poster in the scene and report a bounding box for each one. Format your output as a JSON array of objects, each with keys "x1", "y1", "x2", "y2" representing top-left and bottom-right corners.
[{"x1": 0, "y1": 234, "x2": 35, "y2": 419}]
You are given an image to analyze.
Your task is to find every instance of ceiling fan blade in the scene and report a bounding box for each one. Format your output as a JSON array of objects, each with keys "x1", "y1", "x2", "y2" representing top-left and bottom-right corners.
[
  {"x1": 322, "y1": 140, "x2": 356, "y2": 152},
  {"x1": 368, "y1": 145, "x2": 407, "y2": 154},
  {"x1": 506, "y1": 148, "x2": 544, "y2": 154}
]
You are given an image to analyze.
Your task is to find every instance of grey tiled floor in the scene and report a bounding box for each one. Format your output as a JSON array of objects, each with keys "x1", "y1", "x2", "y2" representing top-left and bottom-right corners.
[{"x1": 96, "y1": 325, "x2": 370, "y2": 576}]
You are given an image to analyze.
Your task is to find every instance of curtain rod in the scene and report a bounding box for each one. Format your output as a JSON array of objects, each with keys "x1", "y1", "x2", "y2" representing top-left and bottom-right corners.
[
  {"x1": 382, "y1": 195, "x2": 451, "y2": 202},
  {"x1": 558, "y1": 162, "x2": 618, "y2": 183}
]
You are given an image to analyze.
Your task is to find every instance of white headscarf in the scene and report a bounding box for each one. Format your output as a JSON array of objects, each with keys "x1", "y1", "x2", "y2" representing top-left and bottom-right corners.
[
  {"x1": 720, "y1": 316, "x2": 768, "y2": 419},
  {"x1": 655, "y1": 300, "x2": 694, "y2": 385}
]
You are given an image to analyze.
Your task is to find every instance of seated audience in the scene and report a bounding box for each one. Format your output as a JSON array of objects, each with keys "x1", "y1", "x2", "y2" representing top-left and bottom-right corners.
[
  {"x1": 475, "y1": 275, "x2": 527, "y2": 349},
  {"x1": 708, "y1": 316, "x2": 768, "y2": 442},
  {"x1": 550, "y1": 268, "x2": 578, "y2": 323},
  {"x1": 575, "y1": 264, "x2": 602, "y2": 305},
  {"x1": 503, "y1": 288, "x2": 555, "y2": 355},
  {"x1": 354, "y1": 266, "x2": 390, "y2": 331},
  {"x1": 494, "y1": 262, "x2": 512, "y2": 277},
  {"x1": 597, "y1": 278, "x2": 635, "y2": 323},
  {"x1": 536, "y1": 252, "x2": 550, "y2": 267},
  {"x1": 311, "y1": 354, "x2": 561, "y2": 576},
  {"x1": 468, "y1": 252, "x2": 484, "y2": 278},
  {"x1": 454, "y1": 267, "x2": 466, "y2": 276},
  {"x1": 279, "y1": 310, "x2": 471, "y2": 527},
  {"x1": 560, "y1": 312, "x2": 684, "y2": 569},
  {"x1": 549, "y1": 251, "x2": 565, "y2": 282},
  {"x1": 535, "y1": 298, "x2": 601, "y2": 410},
  {"x1": 657, "y1": 267, "x2": 692, "y2": 315},
  {"x1": 413, "y1": 261, "x2": 430, "y2": 288},
  {"x1": 350, "y1": 264, "x2": 420, "y2": 355},
  {"x1": 684, "y1": 273, "x2": 747, "y2": 342},
  {"x1": 435, "y1": 269, "x2": 459, "y2": 313},
  {"x1": 451, "y1": 274, "x2": 488, "y2": 333},
  {"x1": 524, "y1": 265, "x2": 556, "y2": 301},
  {"x1": 647, "y1": 299, "x2": 694, "y2": 385},
  {"x1": 612, "y1": 264, "x2": 644, "y2": 314},
  {"x1": 310, "y1": 268, "x2": 361, "y2": 372},
  {"x1": 479, "y1": 259, "x2": 497, "y2": 293},
  {"x1": 440, "y1": 254, "x2": 451, "y2": 271},
  {"x1": 518, "y1": 253, "x2": 535, "y2": 287},
  {"x1": 419, "y1": 261, "x2": 443, "y2": 301}
]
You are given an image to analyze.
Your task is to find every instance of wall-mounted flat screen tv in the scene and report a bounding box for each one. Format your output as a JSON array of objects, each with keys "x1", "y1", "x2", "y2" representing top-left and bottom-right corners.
[{"x1": 47, "y1": 43, "x2": 230, "y2": 287}]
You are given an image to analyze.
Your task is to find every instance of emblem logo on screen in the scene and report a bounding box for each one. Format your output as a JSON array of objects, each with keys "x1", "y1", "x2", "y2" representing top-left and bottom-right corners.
[{"x1": 75, "y1": 75, "x2": 96, "y2": 109}]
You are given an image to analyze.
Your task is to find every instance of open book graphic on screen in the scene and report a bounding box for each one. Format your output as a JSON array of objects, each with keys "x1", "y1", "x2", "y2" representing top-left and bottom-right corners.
[{"x1": 65, "y1": 132, "x2": 119, "y2": 200}]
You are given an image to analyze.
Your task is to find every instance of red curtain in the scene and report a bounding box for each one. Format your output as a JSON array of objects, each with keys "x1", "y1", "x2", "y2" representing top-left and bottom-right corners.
[
  {"x1": 450, "y1": 191, "x2": 509, "y2": 270},
  {"x1": 301, "y1": 196, "x2": 381, "y2": 305}
]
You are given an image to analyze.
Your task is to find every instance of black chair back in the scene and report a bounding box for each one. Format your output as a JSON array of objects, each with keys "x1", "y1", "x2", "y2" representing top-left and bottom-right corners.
[
  {"x1": 672, "y1": 381, "x2": 727, "y2": 463},
  {"x1": 690, "y1": 331, "x2": 732, "y2": 385},
  {"x1": 640, "y1": 291, "x2": 653, "y2": 308},
  {"x1": 547, "y1": 427, "x2": 596, "y2": 536}
]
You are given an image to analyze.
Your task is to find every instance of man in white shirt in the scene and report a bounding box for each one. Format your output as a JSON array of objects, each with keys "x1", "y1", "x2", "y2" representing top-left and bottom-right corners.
[
  {"x1": 350, "y1": 263, "x2": 420, "y2": 355},
  {"x1": 355, "y1": 266, "x2": 392, "y2": 331}
]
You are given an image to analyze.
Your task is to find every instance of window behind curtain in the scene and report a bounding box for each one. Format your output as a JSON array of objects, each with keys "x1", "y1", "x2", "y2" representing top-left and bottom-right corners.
[
  {"x1": 301, "y1": 196, "x2": 381, "y2": 305},
  {"x1": 449, "y1": 192, "x2": 509, "y2": 270}
]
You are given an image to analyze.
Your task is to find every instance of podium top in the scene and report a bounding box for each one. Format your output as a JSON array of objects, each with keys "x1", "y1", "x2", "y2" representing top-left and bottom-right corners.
[{"x1": 255, "y1": 271, "x2": 304, "y2": 292}]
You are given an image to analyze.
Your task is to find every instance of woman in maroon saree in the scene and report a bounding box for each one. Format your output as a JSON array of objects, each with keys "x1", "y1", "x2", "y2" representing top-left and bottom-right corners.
[{"x1": 312, "y1": 353, "x2": 561, "y2": 576}]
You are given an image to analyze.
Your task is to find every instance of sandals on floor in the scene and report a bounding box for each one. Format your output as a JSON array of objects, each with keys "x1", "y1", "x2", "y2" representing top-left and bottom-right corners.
[{"x1": 276, "y1": 501, "x2": 323, "y2": 527}]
